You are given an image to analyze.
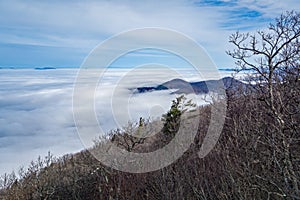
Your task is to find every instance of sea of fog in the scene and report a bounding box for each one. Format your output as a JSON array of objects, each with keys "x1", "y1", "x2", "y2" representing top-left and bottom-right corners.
[{"x1": 0, "y1": 67, "x2": 235, "y2": 175}]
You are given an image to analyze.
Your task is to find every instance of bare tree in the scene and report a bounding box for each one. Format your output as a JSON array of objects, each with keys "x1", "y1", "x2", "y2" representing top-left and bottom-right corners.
[{"x1": 227, "y1": 11, "x2": 300, "y2": 197}]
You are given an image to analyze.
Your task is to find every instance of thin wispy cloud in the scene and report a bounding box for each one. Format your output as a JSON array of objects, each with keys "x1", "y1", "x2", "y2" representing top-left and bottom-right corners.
[{"x1": 1, "y1": 0, "x2": 299, "y2": 68}]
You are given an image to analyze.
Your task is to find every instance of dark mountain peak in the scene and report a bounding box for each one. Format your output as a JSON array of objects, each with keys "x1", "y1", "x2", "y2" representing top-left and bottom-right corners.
[
  {"x1": 221, "y1": 76, "x2": 235, "y2": 81},
  {"x1": 160, "y1": 78, "x2": 189, "y2": 89},
  {"x1": 221, "y1": 76, "x2": 241, "y2": 84},
  {"x1": 136, "y1": 77, "x2": 250, "y2": 95},
  {"x1": 163, "y1": 78, "x2": 188, "y2": 84}
]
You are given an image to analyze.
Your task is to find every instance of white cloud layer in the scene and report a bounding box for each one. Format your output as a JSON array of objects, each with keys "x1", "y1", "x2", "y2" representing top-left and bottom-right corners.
[{"x1": 0, "y1": 67, "x2": 234, "y2": 175}]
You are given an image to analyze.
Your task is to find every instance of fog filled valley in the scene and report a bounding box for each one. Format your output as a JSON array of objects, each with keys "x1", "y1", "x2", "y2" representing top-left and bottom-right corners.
[
  {"x1": 0, "y1": 64, "x2": 299, "y2": 199},
  {"x1": 0, "y1": 67, "x2": 234, "y2": 175}
]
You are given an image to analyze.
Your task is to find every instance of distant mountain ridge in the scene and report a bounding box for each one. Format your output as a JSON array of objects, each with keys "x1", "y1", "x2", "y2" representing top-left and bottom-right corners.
[
  {"x1": 135, "y1": 77, "x2": 249, "y2": 94},
  {"x1": 34, "y1": 67, "x2": 56, "y2": 70}
]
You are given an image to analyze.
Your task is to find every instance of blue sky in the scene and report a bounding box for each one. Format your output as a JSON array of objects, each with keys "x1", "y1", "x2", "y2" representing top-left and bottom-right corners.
[{"x1": 0, "y1": 0, "x2": 299, "y2": 69}]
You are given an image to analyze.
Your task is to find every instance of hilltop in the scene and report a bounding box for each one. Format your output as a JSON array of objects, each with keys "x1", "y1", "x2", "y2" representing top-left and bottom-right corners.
[{"x1": 135, "y1": 77, "x2": 250, "y2": 95}]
